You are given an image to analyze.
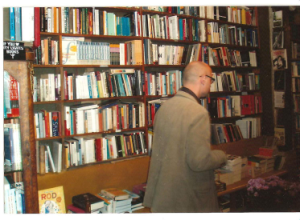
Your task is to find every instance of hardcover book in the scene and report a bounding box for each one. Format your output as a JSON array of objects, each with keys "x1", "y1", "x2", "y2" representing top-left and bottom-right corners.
[
  {"x1": 272, "y1": 49, "x2": 288, "y2": 70},
  {"x1": 38, "y1": 186, "x2": 66, "y2": 213},
  {"x1": 72, "y1": 192, "x2": 105, "y2": 213}
]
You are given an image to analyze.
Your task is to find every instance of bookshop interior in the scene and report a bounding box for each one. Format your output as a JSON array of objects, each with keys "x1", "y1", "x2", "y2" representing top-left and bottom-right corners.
[{"x1": 3, "y1": 5, "x2": 300, "y2": 214}]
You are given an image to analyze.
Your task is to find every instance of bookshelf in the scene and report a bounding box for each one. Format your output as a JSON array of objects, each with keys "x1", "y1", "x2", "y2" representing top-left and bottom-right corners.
[
  {"x1": 4, "y1": 6, "x2": 267, "y2": 213},
  {"x1": 3, "y1": 57, "x2": 39, "y2": 213}
]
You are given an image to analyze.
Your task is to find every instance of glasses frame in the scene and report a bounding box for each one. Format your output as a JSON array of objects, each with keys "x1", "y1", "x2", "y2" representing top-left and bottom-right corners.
[{"x1": 199, "y1": 75, "x2": 216, "y2": 84}]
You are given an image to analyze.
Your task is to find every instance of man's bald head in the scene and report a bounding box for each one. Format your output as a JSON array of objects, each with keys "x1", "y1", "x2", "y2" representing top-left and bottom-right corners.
[{"x1": 183, "y1": 61, "x2": 212, "y2": 86}]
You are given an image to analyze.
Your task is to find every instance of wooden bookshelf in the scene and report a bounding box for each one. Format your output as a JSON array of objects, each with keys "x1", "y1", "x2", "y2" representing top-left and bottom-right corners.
[{"x1": 4, "y1": 6, "x2": 269, "y2": 213}]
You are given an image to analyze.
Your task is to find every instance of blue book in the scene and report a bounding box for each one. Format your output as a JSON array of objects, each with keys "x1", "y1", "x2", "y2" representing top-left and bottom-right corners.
[
  {"x1": 14, "y1": 7, "x2": 22, "y2": 41},
  {"x1": 106, "y1": 136, "x2": 110, "y2": 159},
  {"x1": 117, "y1": 74, "x2": 126, "y2": 96},
  {"x1": 179, "y1": 19, "x2": 183, "y2": 40},
  {"x1": 124, "y1": 74, "x2": 132, "y2": 96},
  {"x1": 116, "y1": 16, "x2": 121, "y2": 36},
  {"x1": 10, "y1": 7, "x2": 15, "y2": 40},
  {"x1": 70, "y1": 110, "x2": 74, "y2": 135},
  {"x1": 52, "y1": 112, "x2": 59, "y2": 137},
  {"x1": 4, "y1": 127, "x2": 12, "y2": 164},
  {"x1": 147, "y1": 73, "x2": 151, "y2": 95},
  {"x1": 86, "y1": 75, "x2": 93, "y2": 98}
]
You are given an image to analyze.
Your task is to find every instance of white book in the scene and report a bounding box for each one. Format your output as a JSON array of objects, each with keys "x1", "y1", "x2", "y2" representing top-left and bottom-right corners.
[
  {"x1": 46, "y1": 145, "x2": 56, "y2": 172},
  {"x1": 102, "y1": 138, "x2": 108, "y2": 161},
  {"x1": 21, "y1": 7, "x2": 34, "y2": 42},
  {"x1": 65, "y1": 106, "x2": 71, "y2": 134},
  {"x1": 52, "y1": 141, "x2": 62, "y2": 173},
  {"x1": 34, "y1": 113, "x2": 40, "y2": 138}
]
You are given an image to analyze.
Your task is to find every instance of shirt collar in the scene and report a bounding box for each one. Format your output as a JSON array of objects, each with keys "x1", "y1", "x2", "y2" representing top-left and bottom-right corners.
[{"x1": 179, "y1": 87, "x2": 202, "y2": 105}]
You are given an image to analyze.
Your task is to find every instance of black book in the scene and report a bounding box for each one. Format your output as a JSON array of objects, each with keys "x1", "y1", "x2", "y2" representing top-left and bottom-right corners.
[
  {"x1": 208, "y1": 97, "x2": 218, "y2": 119},
  {"x1": 225, "y1": 124, "x2": 233, "y2": 142},
  {"x1": 48, "y1": 37, "x2": 52, "y2": 65},
  {"x1": 99, "y1": 10, "x2": 103, "y2": 35},
  {"x1": 240, "y1": 51, "x2": 250, "y2": 66},
  {"x1": 115, "y1": 136, "x2": 123, "y2": 158},
  {"x1": 40, "y1": 7, "x2": 45, "y2": 32},
  {"x1": 72, "y1": 193, "x2": 104, "y2": 213},
  {"x1": 128, "y1": 103, "x2": 133, "y2": 129},
  {"x1": 104, "y1": 72, "x2": 111, "y2": 97},
  {"x1": 135, "y1": 104, "x2": 139, "y2": 127},
  {"x1": 112, "y1": 75, "x2": 120, "y2": 97},
  {"x1": 131, "y1": 133, "x2": 138, "y2": 154},
  {"x1": 219, "y1": 7, "x2": 227, "y2": 21},
  {"x1": 274, "y1": 71, "x2": 285, "y2": 91}
]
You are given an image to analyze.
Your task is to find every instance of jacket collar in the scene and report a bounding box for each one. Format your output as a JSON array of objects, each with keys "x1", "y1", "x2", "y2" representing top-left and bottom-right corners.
[{"x1": 178, "y1": 87, "x2": 202, "y2": 105}]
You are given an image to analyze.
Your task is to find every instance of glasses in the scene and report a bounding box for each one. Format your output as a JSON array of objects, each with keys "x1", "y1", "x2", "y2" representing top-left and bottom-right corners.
[{"x1": 199, "y1": 75, "x2": 216, "y2": 84}]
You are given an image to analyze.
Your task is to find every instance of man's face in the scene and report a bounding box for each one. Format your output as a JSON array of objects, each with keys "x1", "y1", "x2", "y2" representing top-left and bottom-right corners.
[{"x1": 201, "y1": 68, "x2": 213, "y2": 97}]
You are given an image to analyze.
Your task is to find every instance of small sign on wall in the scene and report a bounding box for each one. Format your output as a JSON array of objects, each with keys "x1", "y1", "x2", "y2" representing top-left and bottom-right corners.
[{"x1": 3, "y1": 41, "x2": 25, "y2": 60}]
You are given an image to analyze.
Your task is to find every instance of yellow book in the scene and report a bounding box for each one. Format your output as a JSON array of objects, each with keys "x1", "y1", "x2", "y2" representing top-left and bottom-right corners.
[
  {"x1": 241, "y1": 8, "x2": 246, "y2": 25},
  {"x1": 38, "y1": 186, "x2": 66, "y2": 213}
]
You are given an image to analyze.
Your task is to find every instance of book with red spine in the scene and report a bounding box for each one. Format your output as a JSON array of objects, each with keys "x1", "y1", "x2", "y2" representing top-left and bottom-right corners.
[
  {"x1": 33, "y1": 7, "x2": 41, "y2": 49},
  {"x1": 7, "y1": 75, "x2": 19, "y2": 118},
  {"x1": 95, "y1": 138, "x2": 103, "y2": 162}
]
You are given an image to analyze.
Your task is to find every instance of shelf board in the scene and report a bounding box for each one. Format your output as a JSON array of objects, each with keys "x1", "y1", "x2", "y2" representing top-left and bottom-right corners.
[
  {"x1": 210, "y1": 90, "x2": 260, "y2": 95},
  {"x1": 210, "y1": 113, "x2": 263, "y2": 122},
  {"x1": 206, "y1": 18, "x2": 258, "y2": 28},
  {"x1": 291, "y1": 59, "x2": 300, "y2": 62},
  {"x1": 146, "y1": 94, "x2": 174, "y2": 99},
  {"x1": 208, "y1": 43, "x2": 258, "y2": 50},
  {"x1": 66, "y1": 153, "x2": 149, "y2": 171},
  {"x1": 63, "y1": 96, "x2": 143, "y2": 103},
  {"x1": 4, "y1": 169, "x2": 23, "y2": 174},
  {"x1": 144, "y1": 64, "x2": 186, "y2": 68},
  {"x1": 4, "y1": 116, "x2": 20, "y2": 120},
  {"x1": 35, "y1": 136, "x2": 63, "y2": 141},
  {"x1": 33, "y1": 64, "x2": 142, "y2": 68},
  {"x1": 34, "y1": 100, "x2": 62, "y2": 105}
]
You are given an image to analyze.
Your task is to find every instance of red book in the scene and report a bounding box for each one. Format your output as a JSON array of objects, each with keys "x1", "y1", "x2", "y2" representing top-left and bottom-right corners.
[
  {"x1": 7, "y1": 75, "x2": 19, "y2": 118},
  {"x1": 73, "y1": 110, "x2": 77, "y2": 135},
  {"x1": 67, "y1": 204, "x2": 86, "y2": 213},
  {"x1": 182, "y1": 19, "x2": 186, "y2": 40},
  {"x1": 241, "y1": 95, "x2": 253, "y2": 115},
  {"x1": 98, "y1": 108, "x2": 103, "y2": 132},
  {"x1": 41, "y1": 110, "x2": 50, "y2": 138},
  {"x1": 137, "y1": 12, "x2": 141, "y2": 36},
  {"x1": 95, "y1": 138, "x2": 102, "y2": 162},
  {"x1": 106, "y1": 72, "x2": 114, "y2": 97},
  {"x1": 168, "y1": 7, "x2": 172, "y2": 13},
  {"x1": 33, "y1": 7, "x2": 41, "y2": 49},
  {"x1": 144, "y1": 71, "x2": 148, "y2": 95},
  {"x1": 64, "y1": 71, "x2": 68, "y2": 100},
  {"x1": 57, "y1": 111, "x2": 61, "y2": 136},
  {"x1": 88, "y1": 10, "x2": 93, "y2": 35},
  {"x1": 124, "y1": 43, "x2": 127, "y2": 65},
  {"x1": 116, "y1": 105, "x2": 120, "y2": 130},
  {"x1": 222, "y1": 125, "x2": 230, "y2": 143}
]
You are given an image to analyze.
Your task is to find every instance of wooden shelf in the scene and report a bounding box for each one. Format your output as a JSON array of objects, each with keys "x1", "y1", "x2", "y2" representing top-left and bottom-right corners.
[
  {"x1": 210, "y1": 113, "x2": 263, "y2": 122},
  {"x1": 217, "y1": 170, "x2": 288, "y2": 196},
  {"x1": 34, "y1": 100, "x2": 62, "y2": 105},
  {"x1": 63, "y1": 96, "x2": 144, "y2": 103},
  {"x1": 33, "y1": 64, "x2": 142, "y2": 68},
  {"x1": 36, "y1": 127, "x2": 146, "y2": 141}
]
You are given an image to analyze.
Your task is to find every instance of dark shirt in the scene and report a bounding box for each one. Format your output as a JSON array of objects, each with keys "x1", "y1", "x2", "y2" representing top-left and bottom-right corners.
[{"x1": 179, "y1": 87, "x2": 202, "y2": 105}]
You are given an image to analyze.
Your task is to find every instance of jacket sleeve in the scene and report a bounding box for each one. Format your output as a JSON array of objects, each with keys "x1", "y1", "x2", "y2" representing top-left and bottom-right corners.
[{"x1": 186, "y1": 111, "x2": 227, "y2": 172}]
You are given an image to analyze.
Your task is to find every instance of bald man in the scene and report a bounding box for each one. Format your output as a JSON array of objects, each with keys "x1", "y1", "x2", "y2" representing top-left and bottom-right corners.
[{"x1": 143, "y1": 61, "x2": 227, "y2": 213}]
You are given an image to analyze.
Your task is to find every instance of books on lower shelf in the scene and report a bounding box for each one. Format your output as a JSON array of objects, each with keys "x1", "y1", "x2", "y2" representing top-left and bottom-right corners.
[
  {"x1": 33, "y1": 73, "x2": 61, "y2": 102},
  {"x1": 4, "y1": 175, "x2": 25, "y2": 214},
  {"x1": 64, "y1": 102, "x2": 145, "y2": 136},
  {"x1": 205, "y1": 94, "x2": 262, "y2": 119},
  {"x1": 4, "y1": 118, "x2": 22, "y2": 171},
  {"x1": 210, "y1": 71, "x2": 260, "y2": 92},
  {"x1": 34, "y1": 110, "x2": 61, "y2": 138},
  {"x1": 211, "y1": 123, "x2": 243, "y2": 145},
  {"x1": 62, "y1": 69, "x2": 144, "y2": 100}
]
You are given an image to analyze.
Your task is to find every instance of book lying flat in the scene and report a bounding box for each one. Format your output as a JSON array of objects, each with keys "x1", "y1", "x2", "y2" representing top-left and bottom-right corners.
[
  {"x1": 72, "y1": 193, "x2": 105, "y2": 212},
  {"x1": 100, "y1": 188, "x2": 130, "y2": 201}
]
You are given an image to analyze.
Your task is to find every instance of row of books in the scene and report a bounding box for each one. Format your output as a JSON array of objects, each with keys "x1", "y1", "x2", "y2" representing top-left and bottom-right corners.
[
  {"x1": 34, "y1": 38, "x2": 59, "y2": 65},
  {"x1": 64, "y1": 102, "x2": 145, "y2": 136},
  {"x1": 210, "y1": 71, "x2": 260, "y2": 92},
  {"x1": 208, "y1": 47, "x2": 257, "y2": 67},
  {"x1": 292, "y1": 78, "x2": 300, "y2": 92},
  {"x1": 62, "y1": 8, "x2": 141, "y2": 36},
  {"x1": 141, "y1": 14, "x2": 205, "y2": 41},
  {"x1": 294, "y1": 95, "x2": 300, "y2": 112},
  {"x1": 292, "y1": 42, "x2": 300, "y2": 59},
  {"x1": 144, "y1": 70, "x2": 183, "y2": 96},
  {"x1": 143, "y1": 6, "x2": 205, "y2": 17},
  {"x1": 4, "y1": 175, "x2": 25, "y2": 214},
  {"x1": 61, "y1": 37, "x2": 142, "y2": 65},
  {"x1": 3, "y1": 7, "x2": 34, "y2": 42},
  {"x1": 292, "y1": 62, "x2": 300, "y2": 76},
  {"x1": 144, "y1": 40, "x2": 209, "y2": 65},
  {"x1": 211, "y1": 123, "x2": 243, "y2": 145},
  {"x1": 4, "y1": 119, "x2": 22, "y2": 171},
  {"x1": 208, "y1": 95, "x2": 262, "y2": 118},
  {"x1": 33, "y1": 73, "x2": 61, "y2": 102},
  {"x1": 36, "y1": 132, "x2": 146, "y2": 174},
  {"x1": 4, "y1": 71, "x2": 19, "y2": 118},
  {"x1": 63, "y1": 69, "x2": 143, "y2": 101},
  {"x1": 209, "y1": 24, "x2": 258, "y2": 47},
  {"x1": 39, "y1": 7, "x2": 59, "y2": 33},
  {"x1": 34, "y1": 111, "x2": 61, "y2": 138}
]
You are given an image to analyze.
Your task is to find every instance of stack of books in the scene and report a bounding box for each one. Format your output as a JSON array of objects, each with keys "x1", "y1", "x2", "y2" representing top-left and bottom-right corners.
[
  {"x1": 69, "y1": 192, "x2": 105, "y2": 213},
  {"x1": 123, "y1": 189, "x2": 144, "y2": 212},
  {"x1": 216, "y1": 155, "x2": 242, "y2": 185},
  {"x1": 100, "y1": 188, "x2": 131, "y2": 213}
]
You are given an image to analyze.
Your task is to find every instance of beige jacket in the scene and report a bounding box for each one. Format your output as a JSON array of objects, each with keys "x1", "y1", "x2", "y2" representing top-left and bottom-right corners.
[{"x1": 143, "y1": 91, "x2": 227, "y2": 212}]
